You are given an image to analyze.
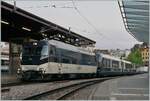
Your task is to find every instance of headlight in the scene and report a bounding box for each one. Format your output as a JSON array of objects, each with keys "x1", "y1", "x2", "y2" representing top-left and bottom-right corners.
[{"x1": 17, "y1": 68, "x2": 21, "y2": 74}]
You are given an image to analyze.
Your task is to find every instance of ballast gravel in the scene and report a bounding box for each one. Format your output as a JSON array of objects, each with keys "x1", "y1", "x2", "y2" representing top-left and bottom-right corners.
[{"x1": 1, "y1": 78, "x2": 100, "y2": 100}]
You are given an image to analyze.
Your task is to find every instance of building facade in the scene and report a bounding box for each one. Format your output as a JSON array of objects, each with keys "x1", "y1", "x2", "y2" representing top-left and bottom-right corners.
[
  {"x1": 140, "y1": 47, "x2": 149, "y2": 66},
  {"x1": 94, "y1": 49, "x2": 131, "y2": 60},
  {"x1": 94, "y1": 49, "x2": 110, "y2": 55},
  {"x1": 109, "y1": 49, "x2": 130, "y2": 59}
]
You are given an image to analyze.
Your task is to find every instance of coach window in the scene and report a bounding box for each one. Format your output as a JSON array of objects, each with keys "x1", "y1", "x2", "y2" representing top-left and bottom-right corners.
[
  {"x1": 89, "y1": 56, "x2": 96, "y2": 66},
  {"x1": 112, "y1": 60, "x2": 118, "y2": 68},
  {"x1": 106, "y1": 59, "x2": 108, "y2": 67},
  {"x1": 121, "y1": 62, "x2": 124, "y2": 68},
  {"x1": 107, "y1": 59, "x2": 110, "y2": 67},
  {"x1": 50, "y1": 45, "x2": 56, "y2": 56},
  {"x1": 81, "y1": 54, "x2": 88, "y2": 65},
  {"x1": 72, "y1": 58, "x2": 77, "y2": 64},
  {"x1": 125, "y1": 63, "x2": 128, "y2": 69},
  {"x1": 102, "y1": 58, "x2": 107, "y2": 67},
  {"x1": 102, "y1": 58, "x2": 105, "y2": 67},
  {"x1": 62, "y1": 58, "x2": 70, "y2": 64}
]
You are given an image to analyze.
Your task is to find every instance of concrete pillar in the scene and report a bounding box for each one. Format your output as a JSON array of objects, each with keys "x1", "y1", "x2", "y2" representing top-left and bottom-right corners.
[{"x1": 9, "y1": 41, "x2": 22, "y2": 75}]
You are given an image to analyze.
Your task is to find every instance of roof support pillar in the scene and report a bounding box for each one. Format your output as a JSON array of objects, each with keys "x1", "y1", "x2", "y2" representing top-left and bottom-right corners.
[{"x1": 9, "y1": 40, "x2": 22, "y2": 75}]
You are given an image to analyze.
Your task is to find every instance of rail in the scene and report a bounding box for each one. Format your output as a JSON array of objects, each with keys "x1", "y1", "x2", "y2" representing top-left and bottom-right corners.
[{"x1": 24, "y1": 77, "x2": 116, "y2": 100}]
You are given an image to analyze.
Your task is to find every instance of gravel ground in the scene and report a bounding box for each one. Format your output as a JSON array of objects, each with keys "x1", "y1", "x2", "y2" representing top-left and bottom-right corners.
[
  {"x1": 1, "y1": 73, "x2": 20, "y2": 85},
  {"x1": 63, "y1": 83, "x2": 99, "y2": 100},
  {"x1": 1, "y1": 78, "x2": 100, "y2": 100}
]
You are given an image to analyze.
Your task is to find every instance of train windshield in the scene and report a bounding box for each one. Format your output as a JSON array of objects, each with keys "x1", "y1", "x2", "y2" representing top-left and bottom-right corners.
[{"x1": 22, "y1": 45, "x2": 48, "y2": 56}]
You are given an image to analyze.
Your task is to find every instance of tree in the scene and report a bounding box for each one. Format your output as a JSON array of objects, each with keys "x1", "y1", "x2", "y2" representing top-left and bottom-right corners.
[{"x1": 127, "y1": 49, "x2": 143, "y2": 65}]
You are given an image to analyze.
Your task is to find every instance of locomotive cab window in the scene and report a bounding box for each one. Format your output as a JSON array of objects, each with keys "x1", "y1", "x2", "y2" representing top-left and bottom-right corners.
[
  {"x1": 22, "y1": 45, "x2": 48, "y2": 56},
  {"x1": 40, "y1": 45, "x2": 49, "y2": 60},
  {"x1": 41, "y1": 45, "x2": 48, "y2": 56}
]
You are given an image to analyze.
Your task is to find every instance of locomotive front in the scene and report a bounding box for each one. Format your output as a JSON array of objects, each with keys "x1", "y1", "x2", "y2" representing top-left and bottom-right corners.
[{"x1": 18, "y1": 41, "x2": 49, "y2": 80}]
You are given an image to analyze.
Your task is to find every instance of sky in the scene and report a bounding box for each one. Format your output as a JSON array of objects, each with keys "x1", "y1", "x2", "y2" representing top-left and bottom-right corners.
[{"x1": 4, "y1": 0, "x2": 141, "y2": 50}]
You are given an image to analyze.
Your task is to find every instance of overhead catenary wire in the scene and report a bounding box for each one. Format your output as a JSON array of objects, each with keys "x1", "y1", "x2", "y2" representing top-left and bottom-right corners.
[
  {"x1": 21, "y1": 0, "x2": 74, "y2": 9},
  {"x1": 71, "y1": 0, "x2": 122, "y2": 47},
  {"x1": 71, "y1": 0, "x2": 104, "y2": 38}
]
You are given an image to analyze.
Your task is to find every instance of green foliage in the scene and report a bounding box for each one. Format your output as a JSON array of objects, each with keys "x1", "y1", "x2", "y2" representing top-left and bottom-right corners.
[{"x1": 127, "y1": 49, "x2": 143, "y2": 65}]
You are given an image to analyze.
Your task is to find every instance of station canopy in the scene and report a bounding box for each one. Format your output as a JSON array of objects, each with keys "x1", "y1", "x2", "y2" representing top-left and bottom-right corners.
[
  {"x1": 1, "y1": 1, "x2": 95, "y2": 47},
  {"x1": 118, "y1": 0, "x2": 149, "y2": 43}
]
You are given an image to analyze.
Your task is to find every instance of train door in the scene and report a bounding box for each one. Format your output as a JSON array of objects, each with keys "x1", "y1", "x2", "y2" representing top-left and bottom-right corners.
[{"x1": 49, "y1": 45, "x2": 61, "y2": 74}]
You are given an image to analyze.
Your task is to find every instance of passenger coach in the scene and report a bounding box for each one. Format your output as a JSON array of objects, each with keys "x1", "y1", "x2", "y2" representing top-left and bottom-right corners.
[
  {"x1": 19, "y1": 40, "x2": 97, "y2": 80},
  {"x1": 96, "y1": 53, "x2": 136, "y2": 77}
]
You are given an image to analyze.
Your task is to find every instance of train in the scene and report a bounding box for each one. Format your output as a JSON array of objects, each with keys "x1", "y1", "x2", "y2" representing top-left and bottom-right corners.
[
  {"x1": 17, "y1": 40, "x2": 138, "y2": 80},
  {"x1": 96, "y1": 53, "x2": 136, "y2": 77}
]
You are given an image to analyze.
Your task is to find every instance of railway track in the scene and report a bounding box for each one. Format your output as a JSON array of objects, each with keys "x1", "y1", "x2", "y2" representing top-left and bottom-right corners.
[
  {"x1": 1, "y1": 82, "x2": 33, "y2": 88},
  {"x1": 1, "y1": 81, "x2": 38, "y2": 93},
  {"x1": 1, "y1": 80, "x2": 70, "y2": 93},
  {"x1": 24, "y1": 77, "x2": 116, "y2": 100},
  {"x1": 1, "y1": 79, "x2": 71, "y2": 88}
]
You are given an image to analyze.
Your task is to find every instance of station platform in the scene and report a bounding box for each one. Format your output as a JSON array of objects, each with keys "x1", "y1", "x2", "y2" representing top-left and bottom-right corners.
[
  {"x1": 90, "y1": 73, "x2": 149, "y2": 100},
  {"x1": 1, "y1": 72, "x2": 20, "y2": 84}
]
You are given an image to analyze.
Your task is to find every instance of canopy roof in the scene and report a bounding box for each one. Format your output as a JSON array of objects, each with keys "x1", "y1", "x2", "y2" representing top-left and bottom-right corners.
[
  {"x1": 1, "y1": 1, "x2": 95, "y2": 46},
  {"x1": 118, "y1": 0, "x2": 149, "y2": 43}
]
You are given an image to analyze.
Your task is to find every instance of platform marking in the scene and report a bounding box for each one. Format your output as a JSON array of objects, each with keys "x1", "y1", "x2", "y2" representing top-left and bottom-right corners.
[
  {"x1": 109, "y1": 97, "x2": 116, "y2": 100},
  {"x1": 111, "y1": 93, "x2": 149, "y2": 97},
  {"x1": 139, "y1": 76, "x2": 146, "y2": 79},
  {"x1": 118, "y1": 88, "x2": 148, "y2": 90}
]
